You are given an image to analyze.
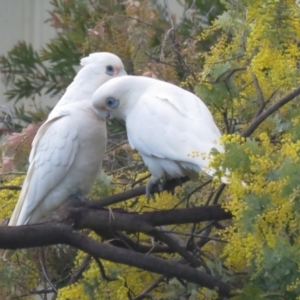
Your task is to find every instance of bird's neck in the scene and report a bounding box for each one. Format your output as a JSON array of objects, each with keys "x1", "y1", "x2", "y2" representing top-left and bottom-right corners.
[
  {"x1": 55, "y1": 66, "x2": 104, "y2": 107},
  {"x1": 55, "y1": 79, "x2": 96, "y2": 107}
]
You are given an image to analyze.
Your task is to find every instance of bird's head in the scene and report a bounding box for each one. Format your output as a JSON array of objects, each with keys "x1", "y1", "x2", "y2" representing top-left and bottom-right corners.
[
  {"x1": 92, "y1": 76, "x2": 159, "y2": 121},
  {"x1": 79, "y1": 52, "x2": 127, "y2": 87},
  {"x1": 92, "y1": 76, "x2": 142, "y2": 121},
  {"x1": 54, "y1": 52, "x2": 127, "y2": 108}
]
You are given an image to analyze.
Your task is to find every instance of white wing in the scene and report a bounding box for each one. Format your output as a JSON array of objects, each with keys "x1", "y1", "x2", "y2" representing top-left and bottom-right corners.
[
  {"x1": 126, "y1": 92, "x2": 223, "y2": 172},
  {"x1": 29, "y1": 108, "x2": 70, "y2": 163},
  {"x1": 9, "y1": 109, "x2": 79, "y2": 226}
]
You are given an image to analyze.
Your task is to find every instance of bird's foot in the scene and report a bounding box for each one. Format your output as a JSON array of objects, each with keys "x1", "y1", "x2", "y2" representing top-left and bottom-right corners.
[
  {"x1": 146, "y1": 177, "x2": 163, "y2": 201},
  {"x1": 146, "y1": 177, "x2": 178, "y2": 201},
  {"x1": 161, "y1": 177, "x2": 187, "y2": 195},
  {"x1": 146, "y1": 177, "x2": 185, "y2": 200},
  {"x1": 161, "y1": 178, "x2": 181, "y2": 195},
  {"x1": 68, "y1": 194, "x2": 88, "y2": 207}
]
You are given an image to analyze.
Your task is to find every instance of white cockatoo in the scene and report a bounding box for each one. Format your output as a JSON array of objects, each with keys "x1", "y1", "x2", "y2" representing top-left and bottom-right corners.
[
  {"x1": 92, "y1": 76, "x2": 226, "y2": 198},
  {"x1": 3, "y1": 52, "x2": 126, "y2": 259}
]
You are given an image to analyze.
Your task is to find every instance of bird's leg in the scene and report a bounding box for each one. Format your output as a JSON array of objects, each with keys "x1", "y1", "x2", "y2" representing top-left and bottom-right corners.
[
  {"x1": 146, "y1": 176, "x2": 161, "y2": 201},
  {"x1": 64, "y1": 194, "x2": 89, "y2": 228}
]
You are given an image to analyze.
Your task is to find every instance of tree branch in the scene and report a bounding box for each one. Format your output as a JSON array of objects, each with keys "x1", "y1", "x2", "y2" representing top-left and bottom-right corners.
[
  {"x1": 150, "y1": 228, "x2": 204, "y2": 268},
  {"x1": 0, "y1": 185, "x2": 22, "y2": 191},
  {"x1": 67, "y1": 254, "x2": 92, "y2": 285},
  {"x1": 89, "y1": 176, "x2": 190, "y2": 208},
  {"x1": 67, "y1": 205, "x2": 232, "y2": 233},
  {"x1": 134, "y1": 275, "x2": 165, "y2": 300},
  {"x1": 0, "y1": 223, "x2": 233, "y2": 297},
  {"x1": 241, "y1": 85, "x2": 300, "y2": 137},
  {"x1": 215, "y1": 67, "x2": 247, "y2": 83}
]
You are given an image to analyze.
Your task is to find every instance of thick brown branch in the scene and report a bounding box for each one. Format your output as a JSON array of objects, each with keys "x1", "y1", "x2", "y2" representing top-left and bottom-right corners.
[
  {"x1": 68, "y1": 205, "x2": 232, "y2": 233},
  {"x1": 0, "y1": 223, "x2": 233, "y2": 297},
  {"x1": 66, "y1": 205, "x2": 231, "y2": 272}
]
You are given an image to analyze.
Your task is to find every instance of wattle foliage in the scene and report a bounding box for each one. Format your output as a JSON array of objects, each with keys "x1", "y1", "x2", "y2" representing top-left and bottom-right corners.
[{"x1": 0, "y1": 0, "x2": 300, "y2": 299}]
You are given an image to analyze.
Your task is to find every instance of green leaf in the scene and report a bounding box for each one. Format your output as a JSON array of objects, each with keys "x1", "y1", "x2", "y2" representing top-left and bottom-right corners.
[{"x1": 232, "y1": 286, "x2": 264, "y2": 300}]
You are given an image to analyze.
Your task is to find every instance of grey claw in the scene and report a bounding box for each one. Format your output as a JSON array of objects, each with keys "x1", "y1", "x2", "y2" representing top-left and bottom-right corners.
[
  {"x1": 146, "y1": 183, "x2": 154, "y2": 201},
  {"x1": 67, "y1": 194, "x2": 88, "y2": 207},
  {"x1": 157, "y1": 182, "x2": 164, "y2": 192},
  {"x1": 146, "y1": 177, "x2": 159, "y2": 201},
  {"x1": 169, "y1": 187, "x2": 175, "y2": 195}
]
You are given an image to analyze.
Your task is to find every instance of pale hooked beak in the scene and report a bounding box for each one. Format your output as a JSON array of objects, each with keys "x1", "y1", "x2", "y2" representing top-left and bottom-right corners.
[
  {"x1": 94, "y1": 108, "x2": 110, "y2": 120},
  {"x1": 114, "y1": 67, "x2": 127, "y2": 77}
]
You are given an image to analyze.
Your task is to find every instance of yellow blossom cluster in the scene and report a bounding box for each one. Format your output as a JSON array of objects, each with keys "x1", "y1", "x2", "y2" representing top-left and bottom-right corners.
[
  {"x1": 287, "y1": 277, "x2": 300, "y2": 293},
  {"x1": 246, "y1": 1, "x2": 300, "y2": 91},
  {"x1": 189, "y1": 0, "x2": 300, "y2": 141},
  {"x1": 0, "y1": 175, "x2": 40, "y2": 299},
  {"x1": 0, "y1": 175, "x2": 24, "y2": 220},
  {"x1": 220, "y1": 131, "x2": 300, "y2": 286},
  {"x1": 220, "y1": 134, "x2": 245, "y2": 145}
]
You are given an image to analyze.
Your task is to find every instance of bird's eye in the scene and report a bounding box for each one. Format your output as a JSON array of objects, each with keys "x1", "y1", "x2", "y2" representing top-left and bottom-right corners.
[
  {"x1": 105, "y1": 97, "x2": 120, "y2": 109},
  {"x1": 105, "y1": 65, "x2": 114, "y2": 76}
]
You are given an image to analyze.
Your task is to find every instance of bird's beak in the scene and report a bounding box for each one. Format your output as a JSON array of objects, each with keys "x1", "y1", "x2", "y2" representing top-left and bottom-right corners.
[
  {"x1": 118, "y1": 69, "x2": 127, "y2": 76},
  {"x1": 94, "y1": 108, "x2": 110, "y2": 120},
  {"x1": 114, "y1": 67, "x2": 127, "y2": 77}
]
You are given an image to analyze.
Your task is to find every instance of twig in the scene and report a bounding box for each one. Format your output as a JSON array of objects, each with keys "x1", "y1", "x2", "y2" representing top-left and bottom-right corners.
[
  {"x1": 205, "y1": 54, "x2": 245, "y2": 65},
  {"x1": 67, "y1": 254, "x2": 92, "y2": 285},
  {"x1": 242, "y1": 85, "x2": 300, "y2": 137},
  {"x1": 107, "y1": 232, "x2": 173, "y2": 254},
  {"x1": 143, "y1": 52, "x2": 177, "y2": 68},
  {"x1": 105, "y1": 140, "x2": 128, "y2": 153},
  {"x1": 254, "y1": 88, "x2": 279, "y2": 119},
  {"x1": 211, "y1": 184, "x2": 226, "y2": 205},
  {"x1": 134, "y1": 275, "x2": 165, "y2": 300},
  {"x1": 39, "y1": 249, "x2": 58, "y2": 293},
  {"x1": 173, "y1": 179, "x2": 212, "y2": 209},
  {"x1": 252, "y1": 74, "x2": 264, "y2": 105},
  {"x1": 115, "y1": 15, "x2": 164, "y2": 32},
  {"x1": 150, "y1": 228, "x2": 203, "y2": 268},
  {"x1": 131, "y1": 174, "x2": 151, "y2": 188},
  {"x1": 158, "y1": 230, "x2": 228, "y2": 243},
  {"x1": 0, "y1": 172, "x2": 26, "y2": 176},
  {"x1": 215, "y1": 67, "x2": 247, "y2": 83},
  {"x1": 30, "y1": 288, "x2": 56, "y2": 295},
  {"x1": 0, "y1": 185, "x2": 21, "y2": 191},
  {"x1": 93, "y1": 256, "x2": 115, "y2": 281}
]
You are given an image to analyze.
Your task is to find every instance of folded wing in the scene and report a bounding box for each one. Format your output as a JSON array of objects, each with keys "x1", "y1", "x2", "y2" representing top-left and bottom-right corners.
[
  {"x1": 126, "y1": 92, "x2": 223, "y2": 173},
  {"x1": 8, "y1": 110, "x2": 79, "y2": 226}
]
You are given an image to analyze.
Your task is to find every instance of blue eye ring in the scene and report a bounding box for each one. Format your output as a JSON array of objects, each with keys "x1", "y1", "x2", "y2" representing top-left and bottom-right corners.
[
  {"x1": 105, "y1": 65, "x2": 114, "y2": 76},
  {"x1": 105, "y1": 97, "x2": 120, "y2": 109}
]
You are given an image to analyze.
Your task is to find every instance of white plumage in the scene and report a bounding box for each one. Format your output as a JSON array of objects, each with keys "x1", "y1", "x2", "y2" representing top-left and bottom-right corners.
[
  {"x1": 92, "y1": 75, "x2": 226, "y2": 198},
  {"x1": 4, "y1": 52, "x2": 126, "y2": 259}
]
